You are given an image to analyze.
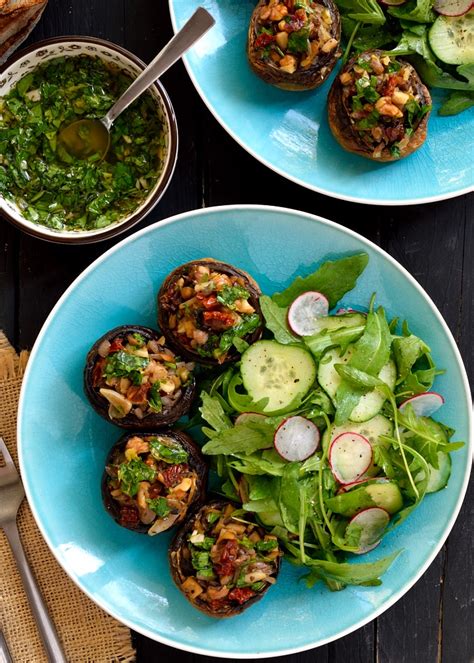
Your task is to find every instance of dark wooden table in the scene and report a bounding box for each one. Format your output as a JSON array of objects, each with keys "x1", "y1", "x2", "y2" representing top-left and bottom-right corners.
[{"x1": 1, "y1": 1, "x2": 472, "y2": 661}]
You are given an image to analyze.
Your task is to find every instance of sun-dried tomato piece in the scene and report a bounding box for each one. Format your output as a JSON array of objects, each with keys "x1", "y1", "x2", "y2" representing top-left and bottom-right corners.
[
  {"x1": 92, "y1": 358, "x2": 105, "y2": 387},
  {"x1": 228, "y1": 587, "x2": 256, "y2": 605},
  {"x1": 119, "y1": 505, "x2": 139, "y2": 527},
  {"x1": 255, "y1": 33, "x2": 275, "y2": 48},
  {"x1": 160, "y1": 463, "x2": 189, "y2": 488},
  {"x1": 215, "y1": 540, "x2": 239, "y2": 577},
  {"x1": 126, "y1": 383, "x2": 151, "y2": 404},
  {"x1": 202, "y1": 310, "x2": 236, "y2": 331}
]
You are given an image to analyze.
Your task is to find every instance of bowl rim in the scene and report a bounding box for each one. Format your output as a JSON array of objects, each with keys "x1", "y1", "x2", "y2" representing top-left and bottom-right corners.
[
  {"x1": 17, "y1": 203, "x2": 473, "y2": 658},
  {"x1": 0, "y1": 35, "x2": 179, "y2": 245}
]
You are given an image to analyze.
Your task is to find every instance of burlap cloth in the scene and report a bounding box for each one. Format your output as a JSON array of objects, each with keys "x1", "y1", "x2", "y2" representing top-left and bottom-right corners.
[{"x1": 0, "y1": 332, "x2": 136, "y2": 662}]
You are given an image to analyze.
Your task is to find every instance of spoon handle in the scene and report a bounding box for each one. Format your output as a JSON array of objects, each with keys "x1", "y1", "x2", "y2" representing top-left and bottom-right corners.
[{"x1": 103, "y1": 7, "x2": 215, "y2": 130}]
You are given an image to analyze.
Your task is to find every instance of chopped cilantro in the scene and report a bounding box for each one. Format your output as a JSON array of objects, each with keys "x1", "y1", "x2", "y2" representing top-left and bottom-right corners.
[
  {"x1": 149, "y1": 437, "x2": 188, "y2": 464},
  {"x1": 287, "y1": 27, "x2": 310, "y2": 54},
  {"x1": 191, "y1": 550, "x2": 212, "y2": 571},
  {"x1": 103, "y1": 351, "x2": 148, "y2": 385},
  {"x1": 390, "y1": 143, "x2": 401, "y2": 158},
  {"x1": 148, "y1": 382, "x2": 162, "y2": 413},
  {"x1": 118, "y1": 458, "x2": 155, "y2": 497},
  {"x1": 207, "y1": 511, "x2": 220, "y2": 524},
  {"x1": 356, "y1": 110, "x2": 381, "y2": 130},
  {"x1": 147, "y1": 497, "x2": 171, "y2": 518},
  {"x1": 256, "y1": 539, "x2": 279, "y2": 553},
  {"x1": 217, "y1": 285, "x2": 250, "y2": 309},
  {"x1": 219, "y1": 313, "x2": 261, "y2": 354}
]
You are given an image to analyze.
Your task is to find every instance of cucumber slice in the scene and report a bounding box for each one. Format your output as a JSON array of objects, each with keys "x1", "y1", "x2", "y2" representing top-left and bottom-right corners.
[
  {"x1": 318, "y1": 346, "x2": 354, "y2": 400},
  {"x1": 326, "y1": 480, "x2": 403, "y2": 517},
  {"x1": 416, "y1": 451, "x2": 452, "y2": 493},
  {"x1": 429, "y1": 12, "x2": 474, "y2": 65},
  {"x1": 308, "y1": 313, "x2": 366, "y2": 336},
  {"x1": 322, "y1": 414, "x2": 393, "y2": 452},
  {"x1": 318, "y1": 347, "x2": 396, "y2": 421},
  {"x1": 241, "y1": 340, "x2": 316, "y2": 414},
  {"x1": 350, "y1": 360, "x2": 397, "y2": 423}
]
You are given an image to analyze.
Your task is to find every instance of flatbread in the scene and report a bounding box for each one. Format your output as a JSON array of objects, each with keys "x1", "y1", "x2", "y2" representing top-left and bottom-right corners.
[
  {"x1": 0, "y1": 0, "x2": 45, "y2": 14},
  {"x1": 0, "y1": 3, "x2": 46, "y2": 64}
]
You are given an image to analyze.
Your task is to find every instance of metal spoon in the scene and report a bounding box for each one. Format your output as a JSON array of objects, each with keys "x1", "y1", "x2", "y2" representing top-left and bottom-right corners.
[{"x1": 58, "y1": 7, "x2": 215, "y2": 161}]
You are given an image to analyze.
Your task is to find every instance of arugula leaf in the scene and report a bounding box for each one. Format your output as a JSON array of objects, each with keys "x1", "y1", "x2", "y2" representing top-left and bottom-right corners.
[
  {"x1": 149, "y1": 437, "x2": 188, "y2": 464},
  {"x1": 392, "y1": 333, "x2": 431, "y2": 383},
  {"x1": 335, "y1": 306, "x2": 391, "y2": 423},
  {"x1": 199, "y1": 391, "x2": 232, "y2": 435},
  {"x1": 229, "y1": 449, "x2": 287, "y2": 476},
  {"x1": 336, "y1": 0, "x2": 386, "y2": 24},
  {"x1": 304, "y1": 551, "x2": 400, "y2": 587},
  {"x1": 278, "y1": 463, "x2": 312, "y2": 535},
  {"x1": 304, "y1": 322, "x2": 366, "y2": 360},
  {"x1": 412, "y1": 57, "x2": 474, "y2": 91},
  {"x1": 202, "y1": 420, "x2": 275, "y2": 456},
  {"x1": 259, "y1": 295, "x2": 299, "y2": 344},
  {"x1": 439, "y1": 91, "x2": 474, "y2": 116},
  {"x1": 388, "y1": 0, "x2": 435, "y2": 24},
  {"x1": 272, "y1": 253, "x2": 369, "y2": 308},
  {"x1": 147, "y1": 497, "x2": 171, "y2": 517},
  {"x1": 118, "y1": 458, "x2": 155, "y2": 497}
]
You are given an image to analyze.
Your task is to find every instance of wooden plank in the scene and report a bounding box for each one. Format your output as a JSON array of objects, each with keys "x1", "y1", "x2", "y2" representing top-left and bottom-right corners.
[
  {"x1": 375, "y1": 195, "x2": 468, "y2": 663},
  {"x1": 0, "y1": 219, "x2": 17, "y2": 345},
  {"x1": 376, "y1": 553, "x2": 445, "y2": 663},
  {"x1": 440, "y1": 203, "x2": 473, "y2": 663}
]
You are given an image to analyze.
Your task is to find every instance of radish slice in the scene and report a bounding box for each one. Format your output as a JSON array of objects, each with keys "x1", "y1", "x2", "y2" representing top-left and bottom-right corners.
[
  {"x1": 287, "y1": 291, "x2": 329, "y2": 336},
  {"x1": 399, "y1": 392, "x2": 445, "y2": 418},
  {"x1": 337, "y1": 477, "x2": 389, "y2": 494},
  {"x1": 235, "y1": 412, "x2": 267, "y2": 426},
  {"x1": 329, "y1": 432, "x2": 372, "y2": 484},
  {"x1": 274, "y1": 416, "x2": 320, "y2": 461},
  {"x1": 434, "y1": 0, "x2": 473, "y2": 15},
  {"x1": 336, "y1": 307, "x2": 366, "y2": 315},
  {"x1": 346, "y1": 507, "x2": 390, "y2": 554}
]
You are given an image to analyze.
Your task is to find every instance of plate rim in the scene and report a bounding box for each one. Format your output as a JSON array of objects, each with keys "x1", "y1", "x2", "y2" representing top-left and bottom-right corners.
[
  {"x1": 168, "y1": 2, "x2": 474, "y2": 207},
  {"x1": 17, "y1": 204, "x2": 473, "y2": 658}
]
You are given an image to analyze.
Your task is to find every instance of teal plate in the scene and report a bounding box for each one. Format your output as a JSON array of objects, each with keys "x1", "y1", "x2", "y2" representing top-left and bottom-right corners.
[
  {"x1": 169, "y1": 1, "x2": 473, "y2": 205},
  {"x1": 18, "y1": 206, "x2": 472, "y2": 658}
]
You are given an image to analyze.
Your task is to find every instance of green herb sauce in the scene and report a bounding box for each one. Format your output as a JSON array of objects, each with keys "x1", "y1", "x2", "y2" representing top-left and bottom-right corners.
[{"x1": 0, "y1": 55, "x2": 167, "y2": 231}]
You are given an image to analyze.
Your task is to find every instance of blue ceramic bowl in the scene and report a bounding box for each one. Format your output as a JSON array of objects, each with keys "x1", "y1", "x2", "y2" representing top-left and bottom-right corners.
[
  {"x1": 169, "y1": 0, "x2": 474, "y2": 205},
  {"x1": 18, "y1": 206, "x2": 472, "y2": 658}
]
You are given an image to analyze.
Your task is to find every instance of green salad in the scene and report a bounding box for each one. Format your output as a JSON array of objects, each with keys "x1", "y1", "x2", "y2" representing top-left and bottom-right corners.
[
  {"x1": 191, "y1": 253, "x2": 464, "y2": 590},
  {"x1": 0, "y1": 55, "x2": 167, "y2": 231},
  {"x1": 336, "y1": 0, "x2": 473, "y2": 115}
]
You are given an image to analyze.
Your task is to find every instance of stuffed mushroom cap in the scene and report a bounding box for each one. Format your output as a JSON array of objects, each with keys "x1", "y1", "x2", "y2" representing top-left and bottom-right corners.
[
  {"x1": 248, "y1": 0, "x2": 341, "y2": 91},
  {"x1": 169, "y1": 500, "x2": 281, "y2": 617},
  {"x1": 84, "y1": 325, "x2": 196, "y2": 429},
  {"x1": 328, "y1": 50, "x2": 431, "y2": 162},
  {"x1": 102, "y1": 430, "x2": 207, "y2": 534},
  {"x1": 157, "y1": 259, "x2": 263, "y2": 366}
]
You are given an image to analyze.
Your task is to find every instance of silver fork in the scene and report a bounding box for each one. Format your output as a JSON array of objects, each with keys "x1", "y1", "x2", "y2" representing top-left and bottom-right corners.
[{"x1": 0, "y1": 437, "x2": 67, "y2": 663}]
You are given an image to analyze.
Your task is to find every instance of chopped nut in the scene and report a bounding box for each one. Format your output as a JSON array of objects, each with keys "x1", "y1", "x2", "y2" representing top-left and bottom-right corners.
[
  {"x1": 392, "y1": 89, "x2": 410, "y2": 107},
  {"x1": 340, "y1": 71, "x2": 352, "y2": 85},
  {"x1": 275, "y1": 31, "x2": 289, "y2": 50},
  {"x1": 321, "y1": 38, "x2": 338, "y2": 54},
  {"x1": 279, "y1": 54, "x2": 297, "y2": 74},
  {"x1": 375, "y1": 96, "x2": 403, "y2": 118}
]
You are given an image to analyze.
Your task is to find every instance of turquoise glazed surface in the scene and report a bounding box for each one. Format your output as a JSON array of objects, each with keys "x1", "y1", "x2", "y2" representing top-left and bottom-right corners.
[
  {"x1": 169, "y1": 0, "x2": 473, "y2": 205},
  {"x1": 18, "y1": 206, "x2": 472, "y2": 657}
]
